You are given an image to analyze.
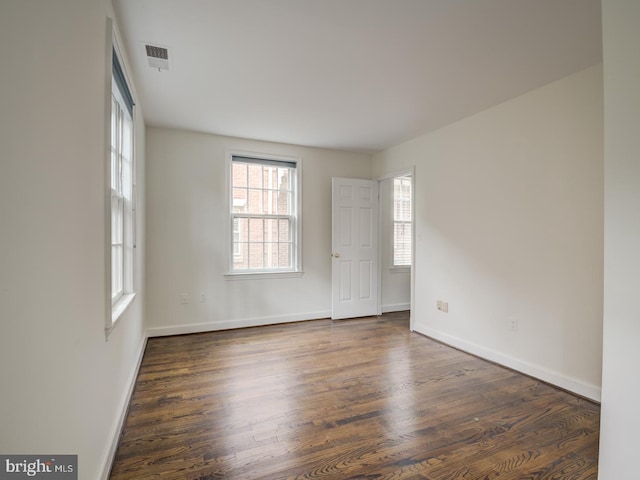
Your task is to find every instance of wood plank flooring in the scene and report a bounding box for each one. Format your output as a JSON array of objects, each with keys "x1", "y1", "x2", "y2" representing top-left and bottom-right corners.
[{"x1": 109, "y1": 312, "x2": 600, "y2": 479}]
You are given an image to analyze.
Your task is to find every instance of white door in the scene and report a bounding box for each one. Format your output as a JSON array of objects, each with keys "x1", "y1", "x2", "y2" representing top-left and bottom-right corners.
[{"x1": 331, "y1": 177, "x2": 379, "y2": 319}]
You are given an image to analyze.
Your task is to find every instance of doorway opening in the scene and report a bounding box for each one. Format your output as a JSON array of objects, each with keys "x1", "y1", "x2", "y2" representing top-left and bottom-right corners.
[{"x1": 331, "y1": 170, "x2": 414, "y2": 330}]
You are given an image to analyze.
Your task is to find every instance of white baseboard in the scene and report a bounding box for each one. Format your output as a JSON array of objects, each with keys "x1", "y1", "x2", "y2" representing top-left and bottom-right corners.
[
  {"x1": 415, "y1": 324, "x2": 601, "y2": 402},
  {"x1": 381, "y1": 303, "x2": 410, "y2": 313},
  {"x1": 146, "y1": 310, "x2": 332, "y2": 337},
  {"x1": 99, "y1": 334, "x2": 148, "y2": 480}
]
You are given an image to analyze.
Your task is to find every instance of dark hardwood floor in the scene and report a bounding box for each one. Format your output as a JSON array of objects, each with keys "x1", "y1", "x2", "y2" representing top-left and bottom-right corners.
[{"x1": 109, "y1": 312, "x2": 600, "y2": 479}]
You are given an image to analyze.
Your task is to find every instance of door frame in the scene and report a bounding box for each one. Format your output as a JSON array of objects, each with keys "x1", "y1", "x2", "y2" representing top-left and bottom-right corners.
[{"x1": 376, "y1": 166, "x2": 416, "y2": 331}]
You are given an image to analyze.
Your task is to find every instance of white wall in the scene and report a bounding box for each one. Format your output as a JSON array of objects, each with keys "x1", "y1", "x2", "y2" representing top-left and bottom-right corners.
[
  {"x1": 373, "y1": 65, "x2": 604, "y2": 400},
  {"x1": 599, "y1": 1, "x2": 640, "y2": 478},
  {"x1": 0, "y1": 2, "x2": 146, "y2": 479},
  {"x1": 379, "y1": 177, "x2": 411, "y2": 312},
  {"x1": 146, "y1": 128, "x2": 371, "y2": 334}
]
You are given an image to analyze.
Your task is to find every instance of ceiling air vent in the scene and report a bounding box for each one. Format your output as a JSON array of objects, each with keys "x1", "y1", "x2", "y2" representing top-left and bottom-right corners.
[{"x1": 145, "y1": 44, "x2": 169, "y2": 71}]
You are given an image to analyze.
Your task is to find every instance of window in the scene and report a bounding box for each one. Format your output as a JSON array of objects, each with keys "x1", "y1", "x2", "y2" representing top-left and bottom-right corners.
[
  {"x1": 393, "y1": 174, "x2": 412, "y2": 267},
  {"x1": 110, "y1": 47, "x2": 135, "y2": 324},
  {"x1": 229, "y1": 154, "x2": 300, "y2": 274}
]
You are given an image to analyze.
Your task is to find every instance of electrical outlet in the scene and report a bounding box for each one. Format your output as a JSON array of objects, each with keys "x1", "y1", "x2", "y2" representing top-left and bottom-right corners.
[
  {"x1": 437, "y1": 300, "x2": 443, "y2": 311},
  {"x1": 509, "y1": 317, "x2": 518, "y2": 332},
  {"x1": 180, "y1": 293, "x2": 188, "y2": 304},
  {"x1": 200, "y1": 293, "x2": 206, "y2": 303},
  {"x1": 442, "y1": 302, "x2": 449, "y2": 313}
]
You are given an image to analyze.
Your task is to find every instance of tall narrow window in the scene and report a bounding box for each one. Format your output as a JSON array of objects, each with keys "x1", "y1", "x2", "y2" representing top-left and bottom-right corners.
[
  {"x1": 393, "y1": 174, "x2": 412, "y2": 267},
  {"x1": 230, "y1": 154, "x2": 300, "y2": 273},
  {"x1": 110, "y1": 48, "x2": 135, "y2": 322}
]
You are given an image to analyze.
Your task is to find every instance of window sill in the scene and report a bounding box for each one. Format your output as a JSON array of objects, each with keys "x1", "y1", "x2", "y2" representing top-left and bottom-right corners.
[
  {"x1": 389, "y1": 266, "x2": 411, "y2": 273},
  {"x1": 225, "y1": 271, "x2": 304, "y2": 281},
  {"x1": 106, "y1": 293, "x2": 136, "y2": 338}
]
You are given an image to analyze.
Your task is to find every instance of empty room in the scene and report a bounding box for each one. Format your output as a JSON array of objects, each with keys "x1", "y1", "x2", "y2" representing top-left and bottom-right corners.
[{"x1": 1, "y1": 1, "x2": 639, "y2": 479}]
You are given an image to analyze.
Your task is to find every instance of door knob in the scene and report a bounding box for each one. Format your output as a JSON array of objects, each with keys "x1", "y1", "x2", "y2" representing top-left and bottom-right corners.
[{"x1": 333, "y1": 253, "x2": 340, "y2": 258}]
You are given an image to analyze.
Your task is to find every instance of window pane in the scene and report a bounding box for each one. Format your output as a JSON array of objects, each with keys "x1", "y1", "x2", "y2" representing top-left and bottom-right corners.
[
  {"x1": 111, "y1": 98, "x2": 118, "y2": 150},
  {"x1": 232, "y1": 217, "x2": 248, "y2": 270},
  {"x1": 232, "y1": 188, "x2": 247, "y2": 213},
  {"x1": 232, "y1": 162, "x2": 247, "y2": 187},
  {"x1": 123, "y1": 115, "x2": 132, "y2": 159},
  {"x1": 394, "y1": 222, "x2": 404, "y2": 242},
  {"x1": 277, "y1": 191, "x2": 291, "y2": 215},
  {"x1": 264, "y1": 243, "x2": 278, "y2": 268},
  {"x1": 393, "y1": 178, "x2": 411, "y2": 221},
  {"x1": 235, "y1": 217, "x2": 248, "y2": 243},
  {"x1": 111, "y1": 150, "x2": 118, "y2": 192},
  {"x1": 403, "y1": 222, "x2": 412, "y2": 241},
  {"x1": 233, "y1": 243, "x2": 248, "y2": 269},
  {"x1": 247, "y1": 189, "x2": 263, "y2": 214},
  {"x1": 248, "y1": 217, "x2": 264, "y2": 242},
  {"x1": 121, "y1": 116, "x2": 133, "y2": 198},
  {"x1": 396, "y1": 199, "x2": 410, "y2": 221},
  {"x1": 111, "y1": 194, "x2": 123, "y2": 244},
  {"x1": 248, "y1": 242, "x2": 264, "y2": 269},
  {"x1": 279, "y1": 242, "x2": 291, "y2": 268},
  {"x1": 263, "y1": 166, "x2": 276, "y2": 189},
  {"x1": 264, "y1": 218, "x2": 278, "y2": 243},
  {"x1": 232, "y1": 218, "x2": 241, "y2": 252},
  {"x1": 112, "y1": 244, "x2": 123, "y2": 297},
  {"x1": 248, "y1": 164, "x2": 263, "y2": 188},
  {"x1": 278, "y1": 219, "x2": 290, "y2": 242},
  {"x1": 278, "y1": 168, "x2": 290, "y2": 191},
  {"x1": 393, "y1": 222, "x2": 411, "y2": 266},
  {"x1": 233, "y1": 254, "x2": 248, "y2": 270},
  {"x1": 263, "y1": 190, "x2": 277, "y2": 214}
]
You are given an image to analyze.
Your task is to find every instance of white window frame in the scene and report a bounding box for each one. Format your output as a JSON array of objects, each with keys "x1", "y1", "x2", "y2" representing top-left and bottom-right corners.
[
  {"x1": 107, "y1": 39, "x2": 136, "y2": 333},
  {"x1": 225, "y1": 151, "x2": 303, "y2": 279},
  {"x1": 392, "y1": 174, "x2": 412, "y2": 268}
]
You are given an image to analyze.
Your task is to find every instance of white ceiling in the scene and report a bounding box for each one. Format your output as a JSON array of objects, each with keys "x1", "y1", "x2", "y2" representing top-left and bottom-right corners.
[{"x1": 113, "y1": 0, "x2": 602, "y2": 153}]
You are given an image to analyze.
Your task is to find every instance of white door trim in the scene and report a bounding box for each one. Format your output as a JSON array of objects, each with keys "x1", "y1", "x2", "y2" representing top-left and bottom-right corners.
[{"x1": 375, "y1": 167, "x2": 416, "y2": 331}]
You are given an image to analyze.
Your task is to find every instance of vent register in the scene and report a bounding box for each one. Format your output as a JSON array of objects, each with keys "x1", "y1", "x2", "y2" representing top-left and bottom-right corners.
[{"x1": 145, "y1": 44, "x2": 169, "y2": 71}]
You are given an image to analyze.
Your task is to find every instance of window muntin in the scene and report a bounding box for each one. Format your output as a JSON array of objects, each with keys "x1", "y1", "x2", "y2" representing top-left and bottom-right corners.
[
  {"x1": 393, "y1": 174, "x2": 412, "y2": 267},
  {"x1": 230, "y1": 156, "x2": 298, "y2": 273}
]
